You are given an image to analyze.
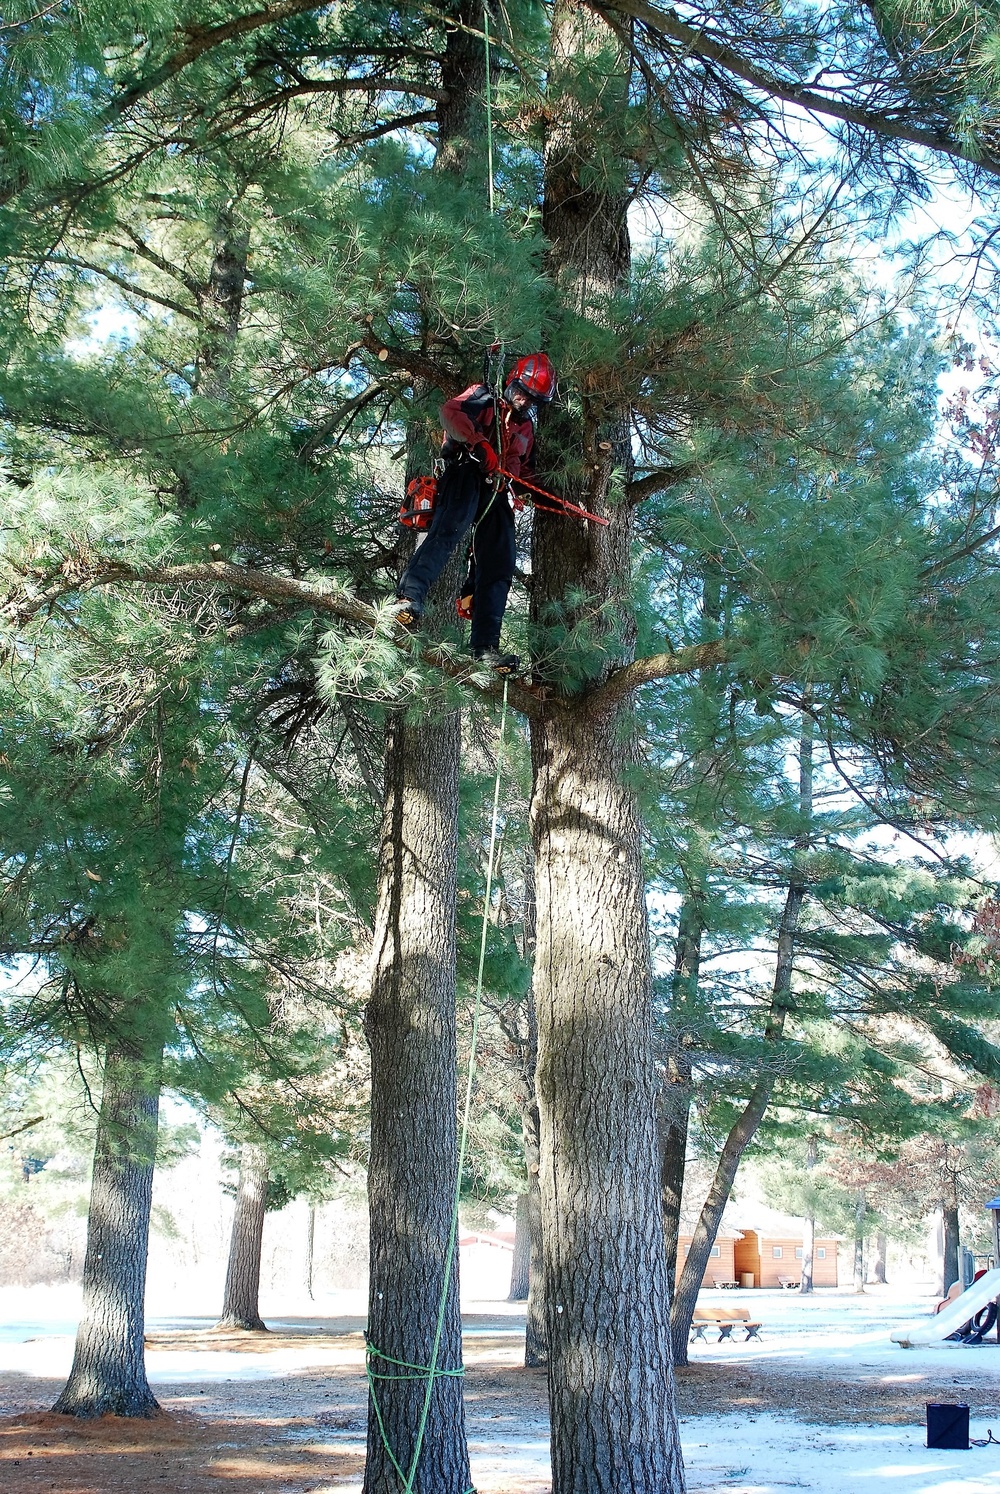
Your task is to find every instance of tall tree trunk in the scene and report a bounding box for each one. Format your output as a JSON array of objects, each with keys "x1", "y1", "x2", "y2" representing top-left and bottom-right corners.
[
  {"x1": 659, "y1": 569, "x2": 724, "y2": 1300},
  {"x1": 799, "y1": 1134, "x2": 817, "y2": 1295},
  {"x1": 306, "y1": 1204, "x2": 316, "y2": 1301},
  {"x1": 854, "y1": 1192, "x2": 866, "y2": 1293},
  {"x1": 516, "y1": 864, "x2": 548, "y2": 1364},
  {"x1": 217, "y1": 1142, "x2": 269, "y2": 1331},
  {"x1": 529, "y1": 7, "x2": 684, "y2": 1488},
  {"x1": 364, "y1": 707, "x2": 469, "y2": 1494},
  {"x1": 361, "y1": 8, "x2": 485, "y2": 1489},
  {"x1": 659, "y1": 893, "x2": 702, "y2": 1301},
  {"x1": 522, "y1": 1087, "x2": 548, "y2": 1368},
  {"x1": 670, "y1": 1061, "x2": 785, "y2": 1365},
  {"x1": 532, "y1": 708, "x2": 683, "y2": 1491},
  {"x1": 509, "y1": 1193, "x2": 531, "y2": 1300},
  {"x1": 197, "y1": 210, "x2": 248, "y2": 400},
  {"x1": 873, "y1": 1230, "x2": 888, "y2": 1285},
  {"x1": 53, "y1": 1043, "x2": 161, "y2": 1418},
  {"x1": 659, "y1": 1067, "x2": 690, "y2": 1304},
  {"x1": 671, "y1": 717, "x2": 813, "y2": 1364},
  {"x1": 942, "y1": 1174, "x2": 961, "y2": 1295}
]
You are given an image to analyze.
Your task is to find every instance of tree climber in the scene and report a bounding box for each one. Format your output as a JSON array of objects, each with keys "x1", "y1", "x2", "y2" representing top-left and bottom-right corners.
[{"x1": 392, "y1": 353, "x2": 557, "y2": 672}]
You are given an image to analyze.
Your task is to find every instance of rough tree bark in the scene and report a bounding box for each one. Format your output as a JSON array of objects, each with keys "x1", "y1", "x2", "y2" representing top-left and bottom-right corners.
[
  {"x1": 521, "y1": 1079, "x2": 547, "y2": 1368},
  {"x1": 306, "y1": 1203, "x2": 316, "y2": 1300},
  {"x1": 942, "y1": 1169, "x2": 961, "y2": 1294},
  {"x1": 671, "y1": 716, "x2": 813, "y2": 1365},
  {"x1": 217, "y1": 1142, "x2": 270, "y2": 1331},
  {"x1": 513, "y1": 856, "x2": 547, "y2": 1362},
  {"x1": 53, "y1": 1042, "x2": 162, "y2": 1418},
  {"x1": 873, "y1": 1230, "x2": 888, "y2": 1285},
  {"x1": 361, "y1": 7, "x2": 485, "y2": 1488},
  {"x1": 364, "y1": 706, "x2": 469, "y2": 1494},
  {"x1": 659, "y1": 892, "x2": 703, "y2": 1301},
  {"x1": 527, "y1": 6, "x2": 685, "y2": 1487},
  {"x1": 197, "y1": 210, "x2": 248, "y2": 400},
  {"x1": 658, "y1": 569, "x2": 724, "y2": 1301},
  {"x1": 509, "y1": 1193, "x2": 531, "y2": 1300},
  {"x1": 532, "y1": 709, "x2": 684, "y2": 1491},
  {"x1": 799, "y1": 1134, "x2": 817, "y2": 1295},
  {"x1": 854, "y1": 1192, "x2": 867, "y2": 1293}
]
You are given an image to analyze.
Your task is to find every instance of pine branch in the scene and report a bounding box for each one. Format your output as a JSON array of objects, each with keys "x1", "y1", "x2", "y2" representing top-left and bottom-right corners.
[
  {"x1": 1, "y1": 557, "x2": 546, "y2": 715},
  {"x1": 0, "y1": 1116, "x2": 45, "y2": 1142},
  {"x1": 117, "y1": 227, "x2": 209, "y2": 303},
  {"x1": 42, "y1": 254, "x2": 201, "y2": 323},
  {"x1": 220, "y1": 74, "x2": 450, "y2": 111},
  {"x1": 593, "y1": 0, "x2": 1000, "y2": 178},
  {"x1": 587, "y1": 640, "x2": 730, "y2": 711},
  {"x1": 336, "y1": 109, "x2": 439, "y2": 149},
  {"x1": 0, "y1": 0, "x2": 330, "y2": 206},
  {"x1": 921, "y1": 517, "x2": 1000, "y2": 577},
  {"x1": 358, "y1": 331, "x2": 463, "y2": 392},
  {"x1": 3, "y1": 553, "x2": 732, "y2": 714},
  {"x1": 109, "y1": 1, "x2": 335, "y2": 122},
  {"x1": 625, "y1": 464, "x2": 700, "y2": 505}
]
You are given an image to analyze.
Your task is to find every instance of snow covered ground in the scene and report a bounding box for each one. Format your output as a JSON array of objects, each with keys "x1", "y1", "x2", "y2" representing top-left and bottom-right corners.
[
  {"x1": 675, "y1": 1285, "x2": 1000, "y2": 1492},
  {"x1": 4, "y1": 1280, "x2": 1000, "y2": 1492},
  {"x1": 682, "y1": 1415, "x2": 1000, "y2": 1494}
]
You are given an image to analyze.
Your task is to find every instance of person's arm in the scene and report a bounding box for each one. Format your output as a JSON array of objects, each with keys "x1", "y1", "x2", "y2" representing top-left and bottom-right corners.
[{"x1": 441, "y1": 387, "x2": 493, "y2": 448}]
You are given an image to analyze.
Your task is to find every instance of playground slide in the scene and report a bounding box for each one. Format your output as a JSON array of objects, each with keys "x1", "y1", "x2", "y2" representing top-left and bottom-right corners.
[{"x1": 891, "y1": 1267, "x2": 1000, "y2": 1348}]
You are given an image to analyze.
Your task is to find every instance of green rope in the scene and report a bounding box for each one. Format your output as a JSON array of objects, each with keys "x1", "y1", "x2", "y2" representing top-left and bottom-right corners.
[
  {"x1": 484, "y1": 0, "x2": 496, "y2": 216},
  {"x1": 366, "y1": 679, "x2": 510, "y2": 1494}
]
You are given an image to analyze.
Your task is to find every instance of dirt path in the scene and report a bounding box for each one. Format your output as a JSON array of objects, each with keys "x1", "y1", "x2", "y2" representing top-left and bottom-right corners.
[{"x1": 3, "y1": 1322, "x2": 999, "y2": 1493}]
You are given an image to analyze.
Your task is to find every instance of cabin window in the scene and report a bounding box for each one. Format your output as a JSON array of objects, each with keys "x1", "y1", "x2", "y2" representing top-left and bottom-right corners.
[
  {"x1": 795, "y1": 1247, "x2": 803, "y2": 1259},
  {"x1": 710, "y1": 1245, "x2": 721, "y2": 1258},
  {"x1": 772, "y1": 1246, "x2": 783, "y2": 1259},
  {"x1": 817, "y1": 1247, "x2": 826, "y2": 1260},
  {"x1": 683, "y1": 1244, "x2": 690, "y2": 1255}
]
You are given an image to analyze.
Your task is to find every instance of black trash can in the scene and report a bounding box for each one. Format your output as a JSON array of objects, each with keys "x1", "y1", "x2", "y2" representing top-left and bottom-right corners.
[{"x1": 926, "y1": 1403, "x2": 970, "y2": 1449}]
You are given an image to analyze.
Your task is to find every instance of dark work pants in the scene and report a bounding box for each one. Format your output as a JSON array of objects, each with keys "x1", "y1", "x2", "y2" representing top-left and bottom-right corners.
[{"x1": 398, "y1": 458, "x2": 516, "y2": 654}]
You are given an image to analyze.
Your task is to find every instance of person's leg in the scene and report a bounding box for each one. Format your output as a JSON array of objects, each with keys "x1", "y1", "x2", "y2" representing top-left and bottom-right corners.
[
  {"x1": 397, "y1": 461, "x2": 481, "y2": 610},
  {"x1": 469, "y1": 489, "x2": 516, "y2": 655},
  {"x1": 457, "y1": 550, "x2": 475, "y2": 620}
]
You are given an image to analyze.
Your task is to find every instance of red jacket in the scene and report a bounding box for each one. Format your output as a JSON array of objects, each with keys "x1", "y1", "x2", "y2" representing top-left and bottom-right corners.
[{"x1": 440, "y1": 384, "x2": 535, "y2": 478}]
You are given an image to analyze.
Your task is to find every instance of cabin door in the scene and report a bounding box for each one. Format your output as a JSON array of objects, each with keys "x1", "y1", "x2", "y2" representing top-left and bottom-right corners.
[{"x1": 733, "y1": 1230, "x2": 761, "y2": 1287}]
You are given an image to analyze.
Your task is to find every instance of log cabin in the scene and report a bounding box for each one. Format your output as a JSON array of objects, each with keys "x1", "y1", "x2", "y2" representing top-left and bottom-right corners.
[{"x1": 676, "y1": 1214, "x2": 840, "y2": 1288}]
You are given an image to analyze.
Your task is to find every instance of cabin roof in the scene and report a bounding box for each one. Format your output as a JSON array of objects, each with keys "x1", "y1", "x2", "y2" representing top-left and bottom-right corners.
[
  {"x1": 725, "y1": 1201, "x2": 845, "y2": 1240},
  {"x1": 678, "y1": 1191, "x2": 846, "y2": 1241}
]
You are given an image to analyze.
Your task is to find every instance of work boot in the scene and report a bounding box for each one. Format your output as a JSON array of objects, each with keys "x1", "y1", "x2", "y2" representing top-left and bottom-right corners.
[
  {"x1": 473, "y1": 649, "x2": 520, "y2": 676},
  {"x1": 390, "y1": 595, "x2": 422, "y2": 628}
]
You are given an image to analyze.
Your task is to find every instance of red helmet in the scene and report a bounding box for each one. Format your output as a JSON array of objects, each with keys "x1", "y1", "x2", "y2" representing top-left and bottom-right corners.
[{"x1": 507, "y1": 352, "x2": 556, "y2": 404}]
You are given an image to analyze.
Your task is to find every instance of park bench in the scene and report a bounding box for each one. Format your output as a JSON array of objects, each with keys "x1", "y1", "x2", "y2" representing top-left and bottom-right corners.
[
  {"x1": 777, "y1": 1275, "x2": 800, "y2": 1290},
  {"x1": 690, "y1": 1307, "x2": 763, "y2": 1344},
  {"x1": 712, "y1": 1276, "x2": 740, "y2": 1290}
]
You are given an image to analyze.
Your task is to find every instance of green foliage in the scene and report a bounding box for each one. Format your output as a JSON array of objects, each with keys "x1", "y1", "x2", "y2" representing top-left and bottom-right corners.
[{"x1": 6, "y1": 0, "x2": 1000, "y2": 1257}]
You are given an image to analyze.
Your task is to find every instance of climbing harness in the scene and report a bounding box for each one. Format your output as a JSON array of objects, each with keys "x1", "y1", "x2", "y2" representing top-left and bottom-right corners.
[{"x1": 366, "y1": 681, "x2": 510, "y2": 1494}]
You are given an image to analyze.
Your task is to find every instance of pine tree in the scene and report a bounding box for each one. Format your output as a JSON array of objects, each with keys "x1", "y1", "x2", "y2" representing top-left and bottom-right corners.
[
  {"x1": 11, "y1": 3, "x2": 1000, "y2": 1488},
  {"x1": 218, "y1": 1142, "x2": 271, "y2": 1332}
]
